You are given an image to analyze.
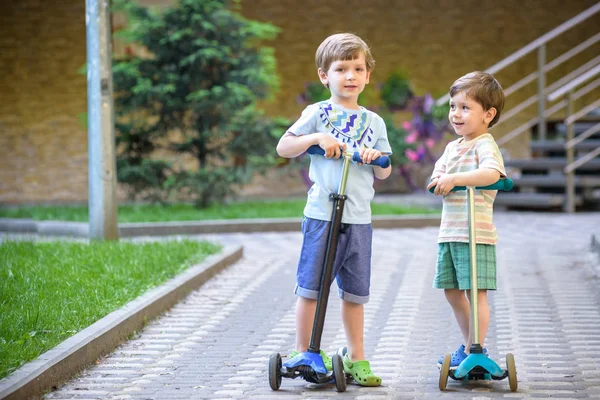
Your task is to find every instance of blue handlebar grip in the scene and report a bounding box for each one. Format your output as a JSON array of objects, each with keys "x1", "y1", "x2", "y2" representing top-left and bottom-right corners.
[
  {"x1": 306, "y1": 145, "x2": 391, "y2": 168},
  {"x1": 307, "y1": 145, "x2": 326, "y2": 156},
  {"x1": 351, "y1": 152, "x2": 391, "y2": 168},
  {"x1": 428, "y1": 178, "x2": 514, "y2": 193}
]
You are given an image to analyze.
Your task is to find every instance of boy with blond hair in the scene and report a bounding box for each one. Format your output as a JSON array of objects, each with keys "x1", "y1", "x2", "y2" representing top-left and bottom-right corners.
[
  {"x1": 427, "y1": 71, "x2": 506, "y2": 368},
  {"x1": 277, "y1": 32, "x2": 392, "y2": 386}
]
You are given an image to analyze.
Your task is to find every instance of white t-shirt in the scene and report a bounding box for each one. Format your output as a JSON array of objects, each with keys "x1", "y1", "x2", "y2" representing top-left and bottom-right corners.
[{"x1": 288, "y1": 100, "x2": 392, "y2": 224}]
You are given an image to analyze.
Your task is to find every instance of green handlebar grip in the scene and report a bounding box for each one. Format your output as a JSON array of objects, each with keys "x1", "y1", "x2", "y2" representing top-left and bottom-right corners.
[{"x1": 428, "y1": 178, "x2": 514, "y2": 193}]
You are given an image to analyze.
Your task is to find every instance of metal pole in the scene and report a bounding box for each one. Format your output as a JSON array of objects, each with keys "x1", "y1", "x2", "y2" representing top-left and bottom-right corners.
[
  {"x1": 565, "y1": 90, "x2": 575, "y2": 213},
  {"x1": 309, "y1": 155, "x2": 351, "y2": 352},
  {"x1": 467, "y1": 187, "x2": 480, "y2": 348},
  {"x1": 537, "y1": 44, "x2": 547, "y2": 140},
  {"x1": 86, "y1": 0, "x2": 118, "y2": 240}
]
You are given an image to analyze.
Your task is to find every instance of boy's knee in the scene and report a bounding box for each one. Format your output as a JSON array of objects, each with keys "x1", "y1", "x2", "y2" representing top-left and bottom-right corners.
[{"x1": 444, "y1": 289, "x2": 467, "y2": 303}]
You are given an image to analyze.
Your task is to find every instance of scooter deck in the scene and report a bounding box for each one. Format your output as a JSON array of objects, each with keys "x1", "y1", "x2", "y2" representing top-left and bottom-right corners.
[
  {"x1": 281, "y1": 352, "x2": 331, "y2": 384},
  {"x1": 451, "y1": 354, "x2": 507, "y2": 380}
]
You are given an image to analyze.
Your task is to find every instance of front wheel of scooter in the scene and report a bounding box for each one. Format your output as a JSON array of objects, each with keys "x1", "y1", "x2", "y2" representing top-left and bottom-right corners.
[
  {"x1": 332, "y1": 354, "x2": 347, "y2": 392},
  {"x1": 439, "y1": 353, "x2": 451, "y2": 390},
  {"x1": 269, "y1": 352, "x2": 282, "y2": 390},
  {"x1": 506, "y1": 353, "x2": 517, "y2": 392}
]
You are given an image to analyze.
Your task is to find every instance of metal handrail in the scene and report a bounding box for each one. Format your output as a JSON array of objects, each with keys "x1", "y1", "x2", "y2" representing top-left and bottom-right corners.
[
  {"x1": 565, "y1": 122, "x2": 600, "y2": 149},
  {"x1": 548, "y1": 64, "x2": 600, "y2": 102},
  {"x1": 497, "y1": 78, "x2": 600, "y2": 146},
  {"x1": 566, "y1": 98, "x2": 600, "y2": 125},
  {"x1": 435, "y1": 3, "x2": 600, "y2": 107},
  {"x1": 495, "y1": 55, "x2": 600, "y2": 129},
  {"x1": 504, "y1": 32, "x2": 600, "y2": 97},
  {"x1": 565, "y1": 146, "x2": 600, "y2": 173},
  {"x1": 545, "y1": 63, "x2": 600, "y2": 213}
]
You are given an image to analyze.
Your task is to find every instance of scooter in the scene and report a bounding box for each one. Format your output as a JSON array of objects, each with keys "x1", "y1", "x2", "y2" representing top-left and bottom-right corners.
[
  {"x1": 430, "y1": 179, "x2": 518, "y2": 392},
  {"x1": 268, "y1": 145, "x2": 390, "y2": 392}
]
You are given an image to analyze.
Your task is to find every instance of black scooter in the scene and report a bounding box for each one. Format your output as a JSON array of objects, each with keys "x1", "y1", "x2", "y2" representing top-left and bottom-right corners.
[{"x1": 269, "y1": 145, "x2": 390, "y2": 392}]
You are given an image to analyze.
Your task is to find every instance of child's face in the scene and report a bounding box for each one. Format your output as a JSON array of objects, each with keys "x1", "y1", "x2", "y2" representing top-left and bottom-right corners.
[
  {"x1": 448, "y1": 91, "x2": 496, "y2": 141},
  {"x1": 318, "y1": 53, "x2": 370, "y2": 109}
]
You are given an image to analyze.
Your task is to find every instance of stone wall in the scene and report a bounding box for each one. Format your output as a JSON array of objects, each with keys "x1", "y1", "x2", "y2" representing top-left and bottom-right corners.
[{"x1": 1, "y1": 0, "x2": 598, "y2": 204}]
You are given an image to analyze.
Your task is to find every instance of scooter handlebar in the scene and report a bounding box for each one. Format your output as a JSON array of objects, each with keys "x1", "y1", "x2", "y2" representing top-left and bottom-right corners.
[
  {"x1": 307, "y1": 145, "x2": 391, "y2": 168},
  {"x1": 428, "y1": 178, "x2": 514, "y2": 193}
]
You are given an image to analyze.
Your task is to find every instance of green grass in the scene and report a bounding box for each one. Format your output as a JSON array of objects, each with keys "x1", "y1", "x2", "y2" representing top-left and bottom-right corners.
[
  {"x1": 0, "y1": 200, "x2": 438, "y2": 223},
  {"x1": 0, "y1": 239, "x2": 221, "y2": 380}
]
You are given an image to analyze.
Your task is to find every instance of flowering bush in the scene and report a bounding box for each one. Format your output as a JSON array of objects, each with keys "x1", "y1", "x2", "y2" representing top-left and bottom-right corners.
[{"x1": 395, "y1": 93, "x2": 452, "y2": 191}]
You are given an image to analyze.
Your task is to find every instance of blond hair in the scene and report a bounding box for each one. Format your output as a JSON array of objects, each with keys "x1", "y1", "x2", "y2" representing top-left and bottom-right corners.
[
  {"x1": 449, "y1": 71, "x2": 505, "y2": 128},
  {"x1": 315, "y1": 33, "x2": 375, "y2": 73}
]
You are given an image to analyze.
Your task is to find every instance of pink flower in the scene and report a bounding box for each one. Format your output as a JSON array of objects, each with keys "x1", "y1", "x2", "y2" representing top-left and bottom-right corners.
[
  {"x1": 426, "y1": 138, "x2": 435, "y2": 148},
  {"x1": 402, "y1": 121, "x2": 412, "y2": 130},
  {"x1": 405, "y1": 149, "x2": 419, "y2": 162},
  {"x1": 405, "y1": 130, "x2": 418, "y2": 144}
]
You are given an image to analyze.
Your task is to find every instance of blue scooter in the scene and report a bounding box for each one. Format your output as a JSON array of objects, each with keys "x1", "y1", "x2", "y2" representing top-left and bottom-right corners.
[
  {"x1": 431, "y1": 179, "x2": 518, "y2": 392},
  {"x1": 268, "y1": 145, "x2": 390, "y2": 392}
]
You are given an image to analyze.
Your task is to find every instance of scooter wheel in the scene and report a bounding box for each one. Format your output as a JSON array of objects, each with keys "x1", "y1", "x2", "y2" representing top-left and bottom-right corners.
[
  {"x1": 268, "y1": 352, "x2": 282, "y2": 390},
  {"x1": 506, "y1": 353, "x2": 518, "y2": 392},
  {"x1": 439, "y1": 353, "x2": 451, "y2": 391},
  {"x1": 332, "y1": 354, "x2": 347, "y2": 392}
]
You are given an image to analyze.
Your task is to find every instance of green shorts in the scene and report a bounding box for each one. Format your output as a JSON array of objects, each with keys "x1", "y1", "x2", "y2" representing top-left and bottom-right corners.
[{"x1": 433, "y1": 242, "x2": 497, "y2": 290}]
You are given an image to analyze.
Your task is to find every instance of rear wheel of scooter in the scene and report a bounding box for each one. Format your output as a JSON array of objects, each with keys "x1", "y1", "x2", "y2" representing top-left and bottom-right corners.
[
  {"x1": 269, "y1": 352, "x2": 282, "y2": 390},
  {"x1": 332, "y1": 354, "x2": 347, "y2": 392},
  {"x1": 506, "y1": 353, "x2": 517, "y2": 392},
  {"x1": 439, "y1": 353, "x2": 451, "y2": 390}
]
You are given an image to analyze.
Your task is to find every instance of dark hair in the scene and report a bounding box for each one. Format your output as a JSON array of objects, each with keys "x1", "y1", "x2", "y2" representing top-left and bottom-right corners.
[{"x1": 449, "y1": 71, "x2": 505, "y2": 127}]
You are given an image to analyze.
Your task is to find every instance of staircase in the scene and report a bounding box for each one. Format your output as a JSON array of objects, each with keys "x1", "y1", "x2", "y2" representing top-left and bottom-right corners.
[
  {"x1": 436, "y1": 3, "x2": 600, "y2": 212},
  {"x1": 498, "y1": 119, "x2": 600, "y2": 210}
]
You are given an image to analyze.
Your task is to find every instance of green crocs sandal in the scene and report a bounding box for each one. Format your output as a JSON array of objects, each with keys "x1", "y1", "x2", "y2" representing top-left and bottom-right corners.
[
  {"x1": 343, "y1": 354, "x2": 382, "y2": 387},
  {"x1": 288, "y1": 350, "x2": 332, "y2": 371}
]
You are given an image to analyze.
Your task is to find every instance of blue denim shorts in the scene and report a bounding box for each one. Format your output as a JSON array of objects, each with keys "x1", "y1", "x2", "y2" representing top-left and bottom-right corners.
[{"x1": 295, "y1": 216, "x2": 373, "y2": 304}]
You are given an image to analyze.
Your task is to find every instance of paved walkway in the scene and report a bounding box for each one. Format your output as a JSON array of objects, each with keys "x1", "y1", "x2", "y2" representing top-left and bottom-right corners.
[{"x1": 41, "y1": 212, "x2": 600, "y2": 399}]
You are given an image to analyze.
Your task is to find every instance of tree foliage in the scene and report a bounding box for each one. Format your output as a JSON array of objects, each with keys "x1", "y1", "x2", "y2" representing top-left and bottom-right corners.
[{"x1": 112, "y1": 0, "x2": 287, "y2": 206}]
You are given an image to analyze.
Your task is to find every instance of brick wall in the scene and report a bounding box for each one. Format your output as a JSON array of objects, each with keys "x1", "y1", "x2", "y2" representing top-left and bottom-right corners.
[{"x1": 1, "y1": 0, "x2": 598, "y2": 204}]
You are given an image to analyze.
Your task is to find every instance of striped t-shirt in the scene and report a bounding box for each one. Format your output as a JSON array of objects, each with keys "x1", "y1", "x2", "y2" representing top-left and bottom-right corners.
[{"x1": 431, "y1": 134, "x2": 506, "y2": 245}]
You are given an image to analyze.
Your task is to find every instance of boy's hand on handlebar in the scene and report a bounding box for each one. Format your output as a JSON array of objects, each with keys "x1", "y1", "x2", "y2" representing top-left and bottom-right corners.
[
  {"x1": 318, "y1": 135, "x2": 346, "y2": 159},
  {"x1": 359, "y1": 148, "x2": 382, "y2": 166},
  {"x1": 427, "y1": 174, "x2": 455, "y2": 196}
]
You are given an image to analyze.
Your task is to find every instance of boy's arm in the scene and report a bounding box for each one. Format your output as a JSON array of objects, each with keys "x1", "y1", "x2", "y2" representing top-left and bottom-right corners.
[
  {"x1": 427, "y1": 168, "x2": 501, "y2": 195},
  {"x1": 276, "y1": 132, "x2": 346, "y2": 159},
  {"x1": 373, "y1": 162, "x2": 392, "y2": 180},
  {"x1": 444, "y1": 168, "x2": 501, "y2": 187},
  {"x1": 359, "y1": 148, "x2": 392, "y2": 180},
  {"x1": 367, "y1": 115, "x2": 393, "y2": 180}
]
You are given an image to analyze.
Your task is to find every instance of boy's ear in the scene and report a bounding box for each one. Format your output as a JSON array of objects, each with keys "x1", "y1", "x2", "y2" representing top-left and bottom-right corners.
[
  {"x1": 365, "y1": 69, "x2": 371, "y2": 85},
  {"x1": 484, "y1": 107, "x2": 497, "y2": 125},
  {"x1": 318, "y1": 68, "x2": 328, "y2": 87}
]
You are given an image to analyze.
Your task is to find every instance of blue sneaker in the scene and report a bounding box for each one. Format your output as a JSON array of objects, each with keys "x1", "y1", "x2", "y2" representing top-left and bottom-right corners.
[{"x1": 437, "y1": 345, "x2": 488, "y2": 369}]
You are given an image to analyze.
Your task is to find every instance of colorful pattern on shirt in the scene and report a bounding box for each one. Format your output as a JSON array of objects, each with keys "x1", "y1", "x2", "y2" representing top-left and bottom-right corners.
[
  {"x1": 431, "y1": 134, "x2": 506, "y2": 245},
  {"x1": 286, "y1": 101, "x2": 391, "y2": 224},
  {"x1": 317, "y1": 101, "x2": 374, "y2": 149}
]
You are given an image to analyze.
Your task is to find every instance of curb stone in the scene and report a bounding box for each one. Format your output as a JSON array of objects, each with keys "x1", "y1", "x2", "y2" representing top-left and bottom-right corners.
[
  {"x1": 0, "y1": 244, "x2": 243, "y2": 400},
  {"x1": 0, "y1": 214, "x2": 441, "y2": 237}
]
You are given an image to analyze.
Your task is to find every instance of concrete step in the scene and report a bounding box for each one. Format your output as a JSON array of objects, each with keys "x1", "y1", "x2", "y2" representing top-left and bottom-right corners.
[
  {"x1": 495, "y1": 192, "x2": 582, "y2": 208},
  {"x1": 530, "y1": 139, "x2": 600, "y2": 152},
  {"x1": 505, "y1": 157, "x2": 600, "y2": 171},
  {"x1": 512, "y1": 175, "x2": 600, "y2": 188}
]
